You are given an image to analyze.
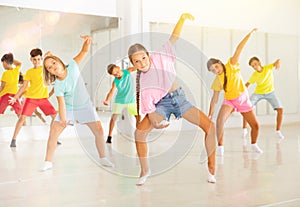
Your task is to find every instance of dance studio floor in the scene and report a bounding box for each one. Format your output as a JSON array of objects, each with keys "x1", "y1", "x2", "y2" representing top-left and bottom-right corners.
[{"x1": 0, "y1": 112, "x2": 299, "y2": 207}]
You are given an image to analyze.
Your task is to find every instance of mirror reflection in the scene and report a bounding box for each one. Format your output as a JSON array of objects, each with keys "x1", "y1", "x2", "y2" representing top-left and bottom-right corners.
[{"x1": 0, "y1": 5, "x2": 119, "y2": 127}]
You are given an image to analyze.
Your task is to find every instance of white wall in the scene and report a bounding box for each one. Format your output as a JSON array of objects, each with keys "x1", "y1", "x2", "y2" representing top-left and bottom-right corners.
[
  {"x1": 2, "y1": 0, "x2": 299, "y2": 35},
  {"x1": 143, "y1": 0, "x2": 300, "y2": 36}
]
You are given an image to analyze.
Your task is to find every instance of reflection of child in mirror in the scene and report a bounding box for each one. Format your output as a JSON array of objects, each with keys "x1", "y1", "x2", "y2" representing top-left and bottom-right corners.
[
  {"x1": 0, "y1": 53, "x2": 23, "y2": 119},
  {"x1": 8, "y1": 48, "x2": 57, "y2": 148}
]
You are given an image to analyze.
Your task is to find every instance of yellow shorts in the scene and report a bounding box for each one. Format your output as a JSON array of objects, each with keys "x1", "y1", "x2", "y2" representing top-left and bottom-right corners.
[{"x1": 113, "y1": 102, "x2": 138, "y2": 115}]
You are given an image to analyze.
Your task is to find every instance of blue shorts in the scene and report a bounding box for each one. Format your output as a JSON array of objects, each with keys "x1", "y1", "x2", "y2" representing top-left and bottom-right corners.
[
  {"x1": 55, "y1": 104, "x2": 100, "y2": 125},
  {"x1": 155, "y1": 87, "x2": 193, "y2": 121},
  {"x1": 250, "y1": 91, "x2": 283, "y2": 110}
]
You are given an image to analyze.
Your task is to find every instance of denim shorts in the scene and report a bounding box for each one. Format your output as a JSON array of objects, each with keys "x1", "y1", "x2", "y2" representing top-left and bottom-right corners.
[
  {"x1": 250, "y1": 91, "x2": 283, "y2": 110},
  {"x1": 155, "y1": 87, "x2": 193, "y2": 121}
]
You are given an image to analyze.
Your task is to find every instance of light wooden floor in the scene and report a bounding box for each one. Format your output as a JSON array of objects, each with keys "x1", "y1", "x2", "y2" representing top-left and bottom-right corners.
[{"x1": 0, "y1": 113, "x2": 299, "y2": 207}]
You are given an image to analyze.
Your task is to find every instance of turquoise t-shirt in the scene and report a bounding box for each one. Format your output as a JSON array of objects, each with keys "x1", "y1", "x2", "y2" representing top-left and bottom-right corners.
[
  {"x1": 114, "y1": 69, "x2": 136, "y2": 104},
  {"x1": 54, "y1": 59, "x2": 91, "y2": 110}
]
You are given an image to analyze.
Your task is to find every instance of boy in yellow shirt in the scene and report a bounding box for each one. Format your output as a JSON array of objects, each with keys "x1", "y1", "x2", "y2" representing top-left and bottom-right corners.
[
  {"x1": 0, "y1": 53, "x2": 22, "y2": 116},
  {"x1": 242, "y1": 57, "x2": 284, "y2": 142},
  {"x1": 9, "y1": 48, "x2": 57, "y2": 147}
]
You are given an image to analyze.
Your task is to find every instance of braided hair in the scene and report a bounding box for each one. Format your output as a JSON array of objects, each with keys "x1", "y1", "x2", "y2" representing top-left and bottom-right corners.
[{"x1": 128, "y1": 43, "x2": 149, "y2": 119}]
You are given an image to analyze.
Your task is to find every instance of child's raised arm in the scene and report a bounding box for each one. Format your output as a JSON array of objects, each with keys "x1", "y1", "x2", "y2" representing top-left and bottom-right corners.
[
  {"x1": 273, "y1": 59, "x2": 281, "y2": 69},
  {"x1": 73, "y1": 35, "x2": 92, "y2": 64},
  {"x1": 169, "y1": 13, "x2": 194, "y2": 45},
  {"x1": 231, "y1": 28, "x2": 257, "y2": 66},
  {"x1": 13, "y1": 59, "x2": 22, "y2": 67}
]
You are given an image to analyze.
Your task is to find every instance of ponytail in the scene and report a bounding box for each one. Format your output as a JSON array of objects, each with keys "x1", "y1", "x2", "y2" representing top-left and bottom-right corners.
[{"x1": 223, "y1": 67, "x2": 227, "y2": 92}]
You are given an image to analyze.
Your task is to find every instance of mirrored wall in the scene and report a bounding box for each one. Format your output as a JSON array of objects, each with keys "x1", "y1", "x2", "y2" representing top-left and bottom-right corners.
[{"x1": 0, "y1": 5, "x2": 119, "y2": 126}]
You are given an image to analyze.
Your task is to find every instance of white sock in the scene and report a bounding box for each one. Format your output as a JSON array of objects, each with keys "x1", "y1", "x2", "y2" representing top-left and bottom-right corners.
[
  {"x1": 99, "y1": 157, "x2": 114, "y2": 167},
  {"x1": 207, "y1": 171, "x2": 216, "y2": 183},
  {"x1": 216, "y1": 146, "x2": 224, "y2": 156},
  {"x1": 242, "y1": 128, "x2": 248, "y2": 137},
  {"x1": 275, "y1": 130, "x2": 285, "y2": 142},
  {"x1": 42, "y1": 161, "x2": 53, "y2": 171},
  {"x1": 251, "y1": 143, "x2": 263, "y2": 154}
]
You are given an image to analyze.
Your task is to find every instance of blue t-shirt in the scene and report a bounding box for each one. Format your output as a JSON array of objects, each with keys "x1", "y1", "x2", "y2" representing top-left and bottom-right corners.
[
  {"x1": 114, "y1": 69, "x2": 136, "y2": 104},
  {"x1": 54, "y1": 59, "x2": 91, "y2": 110}
]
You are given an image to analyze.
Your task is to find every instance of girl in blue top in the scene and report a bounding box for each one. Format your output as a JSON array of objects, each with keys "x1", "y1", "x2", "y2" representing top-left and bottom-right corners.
[{"x1": 42, "y1": 35, "x2": 113, "y2": 170}]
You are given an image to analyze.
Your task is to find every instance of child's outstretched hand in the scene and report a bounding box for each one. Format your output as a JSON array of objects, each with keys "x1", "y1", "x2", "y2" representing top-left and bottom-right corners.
[
  {"x1": 103, "y1": 100, "x2": 109, "y2": 106},
  {"x1": 80, "y1": 35, "x2": 92, "y2": 45},
  {"x1": 59, "y1": 120, "x2": 70, "y2": 128},
  {"x1": 181, "y1": 13, "x2": 195, "y2": 21},
  {"x1": 274, "y1": 59, "x2": 281, "y2": 69},
  {"x1": 8, "y1": 96, "x2": 17, "y2": 105},
  {"x1": 250, "y1": 28, "x2": 258, "y2": 35}
]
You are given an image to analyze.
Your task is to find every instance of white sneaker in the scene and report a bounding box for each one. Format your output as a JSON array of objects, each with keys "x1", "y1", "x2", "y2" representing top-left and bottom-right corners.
[
  {"x1": 41, "y1": 161, "x2": 53, "y2": 171},
  {"x1": 216, "y1": 146, "x2": 224, "y2": 157},
  {"x1": 251, "y1": 143, "x2": 263, "y2": 154},
  {"x1": 136, "y1": 170, "x2": 151, "y2": 186},
  {"x1": 275, "y1": 131, "x2": 285, "y2": 142},
  {"x1": 99, "y1": 157, "x2": 114, "y2": 167},
  {"x1": 207, "y1": 172, "x2": 216, "y2": 183}
]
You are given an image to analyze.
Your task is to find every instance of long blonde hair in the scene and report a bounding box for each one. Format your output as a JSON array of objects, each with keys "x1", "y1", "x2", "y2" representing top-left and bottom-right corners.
[{"x1": 43, "y1": 55, "x2": 66, "y2": 86}]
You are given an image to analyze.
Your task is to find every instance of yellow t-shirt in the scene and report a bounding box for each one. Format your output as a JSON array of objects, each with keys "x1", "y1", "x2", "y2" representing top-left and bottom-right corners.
[
  {"x1": 24, "y1": 66, "x2": 49, "y2": 98},
  {"x1": 0, "y1": 66, "x2": 20, "y2": 97},
  {"x1": 247, "y1": 64, "x2": 274, "y2": 94},
  {"x1": 211, "y1": 59, "x2": 246, "y2": 100}
]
